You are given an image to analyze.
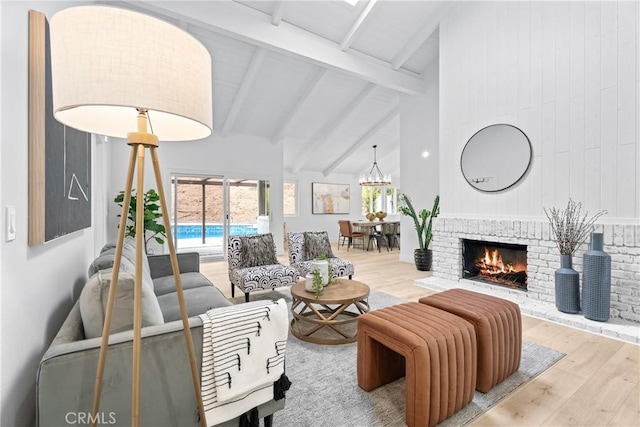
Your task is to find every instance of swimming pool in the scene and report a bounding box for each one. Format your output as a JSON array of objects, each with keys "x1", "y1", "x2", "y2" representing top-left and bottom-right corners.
[{"x1": 172, "y1": 223, "x2": 258, "y2": 239}]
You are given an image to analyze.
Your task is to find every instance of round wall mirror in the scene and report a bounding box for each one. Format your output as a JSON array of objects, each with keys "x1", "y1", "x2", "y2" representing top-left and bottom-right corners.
[{"x1": 460, "y1": 124, "x2": 532, "y2": 192}]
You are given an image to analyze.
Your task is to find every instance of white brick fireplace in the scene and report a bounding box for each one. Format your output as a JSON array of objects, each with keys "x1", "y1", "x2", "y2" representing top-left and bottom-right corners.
[
  {"x1": 430, "y1": 218, "x2": 640, "y2": 324},
  {"x1": 429, "y1": 0, "x2": 640, "y2": 333}
]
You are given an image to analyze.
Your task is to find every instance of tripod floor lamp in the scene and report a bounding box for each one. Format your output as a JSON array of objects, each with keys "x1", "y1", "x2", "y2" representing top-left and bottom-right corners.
[{"x1": 50, "y1": 6, "x2": 212, "y2": 426}]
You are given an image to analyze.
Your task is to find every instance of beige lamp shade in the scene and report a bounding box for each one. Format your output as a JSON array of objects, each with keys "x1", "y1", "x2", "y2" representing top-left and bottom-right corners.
[{"x1": 49, "y1": 6, "x2": 213, "y2": 141}]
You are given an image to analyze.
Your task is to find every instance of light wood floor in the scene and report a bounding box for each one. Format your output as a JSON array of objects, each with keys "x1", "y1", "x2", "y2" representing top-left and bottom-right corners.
[{"x1": 200, "y1": 244, "x2": 640, "y2": 427}]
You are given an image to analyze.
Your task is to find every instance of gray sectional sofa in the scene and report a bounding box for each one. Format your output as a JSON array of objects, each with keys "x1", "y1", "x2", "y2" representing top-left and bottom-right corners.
[{"x1": 36, "y1": 239, "x2": 285, "y2": 426}]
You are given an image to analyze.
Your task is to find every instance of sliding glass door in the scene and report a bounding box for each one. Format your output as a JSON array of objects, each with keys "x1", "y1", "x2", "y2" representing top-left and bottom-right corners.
[{"x1": 171, "y1": 174, "x2": 270, "y2": 260}]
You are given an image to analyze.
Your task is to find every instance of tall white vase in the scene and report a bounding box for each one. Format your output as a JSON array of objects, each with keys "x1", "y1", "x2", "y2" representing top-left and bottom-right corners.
[
  {"x1": 305, "y1": 274, "x2": 314, "y2": 292},
  {"x1": 311, "y1": 259, "x2": 329, "y2": 285}
]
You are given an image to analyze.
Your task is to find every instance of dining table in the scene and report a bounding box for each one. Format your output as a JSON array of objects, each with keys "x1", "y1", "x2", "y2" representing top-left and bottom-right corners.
[{"x1": 352, "y1": 220, "x2": 400, "y2": 251}]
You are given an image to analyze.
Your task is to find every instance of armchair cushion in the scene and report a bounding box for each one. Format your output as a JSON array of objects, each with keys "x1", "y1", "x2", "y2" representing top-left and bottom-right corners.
[
  {"x1": 303, "y1": 231, "x2": 335, "y2": 259},
  {"x1": 229, "y1": 264, "x2": 298, "y2": 295},
  {"x1": 293, "y1": 258, "x2": 355, "y2": 279},
  {"x1": 240, "y1": 234, "x2": 279, "y2": 268}
]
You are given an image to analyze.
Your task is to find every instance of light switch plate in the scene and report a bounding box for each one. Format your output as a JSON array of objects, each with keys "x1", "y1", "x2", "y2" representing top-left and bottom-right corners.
[{"x1": 6, "y1": 206, "x2": 16, "y2": 241}]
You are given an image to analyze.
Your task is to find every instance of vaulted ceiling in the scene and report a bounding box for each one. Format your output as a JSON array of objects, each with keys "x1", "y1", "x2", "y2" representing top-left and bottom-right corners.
[{"x1": 114, "y1": 0, "x2": 445, "y2": 179}]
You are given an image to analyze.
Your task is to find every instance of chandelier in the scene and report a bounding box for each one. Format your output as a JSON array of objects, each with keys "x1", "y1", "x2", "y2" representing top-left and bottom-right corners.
[{"x1": 360, "y1": 145, "x2": 391, "y2": 186}]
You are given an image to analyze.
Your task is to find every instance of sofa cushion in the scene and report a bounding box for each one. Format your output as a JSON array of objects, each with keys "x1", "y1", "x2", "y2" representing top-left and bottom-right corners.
[
  {"x1": 79, "y1": 268, "x2": 165, "y2": 339},
  {"x1": 157, "y1": 286, "x2": 232, "y2": 323},
  {"x1": 88, "y1": 251, "x2": 135, "y2": 277},
  {"x1": 240, "y1": 234, "x2": 279, "y2": 268},
  {"x1": 153, "y1": 272, "x2": 213, "y2": 296},
  {"x1": 304, "y1": 231, "x2": 335, "y2": 260},
  {"x1": 90, "y1": 238, "x2": 151, "y2": 279}
]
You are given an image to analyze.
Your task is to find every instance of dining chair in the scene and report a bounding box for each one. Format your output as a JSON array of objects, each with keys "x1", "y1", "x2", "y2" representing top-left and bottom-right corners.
[
  {"x1": 338, "y1": 220, "x2": 365, "y2": 251},
  {"x1": 386, "y1": 222, "x2": 400, "y2": 250}
]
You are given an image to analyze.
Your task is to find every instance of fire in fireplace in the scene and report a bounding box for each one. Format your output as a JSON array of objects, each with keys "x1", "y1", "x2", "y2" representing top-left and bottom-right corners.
[{"x1": 462, "y1": 239, "x2": 527, "y2": 290}]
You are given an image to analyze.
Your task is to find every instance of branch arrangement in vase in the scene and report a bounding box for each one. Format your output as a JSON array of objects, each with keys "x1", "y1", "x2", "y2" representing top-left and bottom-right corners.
[
  {"x1": 311, "y1": 267, "x2": 324, "y2": 299},
  {"x1": 544, "y1": 199, "x2": 607, "y2": 255}
]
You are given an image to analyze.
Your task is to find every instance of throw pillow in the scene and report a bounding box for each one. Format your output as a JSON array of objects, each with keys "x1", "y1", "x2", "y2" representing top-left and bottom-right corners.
[
  {"x1": 79, "y1": 268, "x2": 164, "y2": 339},
  {"x1": 304, "y1": 231, "x2": 335, "y2": 260},
  {"x1": 240, "y1": 234, "x2": 279, "y2": 268},
  {"x1": 92, "y1": 238, "x2": 151, "y2": 280}
]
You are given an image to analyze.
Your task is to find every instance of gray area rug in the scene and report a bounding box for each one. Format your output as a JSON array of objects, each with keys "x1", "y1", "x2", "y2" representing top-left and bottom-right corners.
[{"x1": 233, "y1": 288, "x2": 565, "y2": 426}]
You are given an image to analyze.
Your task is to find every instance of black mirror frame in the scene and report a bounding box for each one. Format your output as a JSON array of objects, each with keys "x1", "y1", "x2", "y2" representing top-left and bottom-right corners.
[{"x1": 460, "y1": 123, "x2": 533, "y2": 193}]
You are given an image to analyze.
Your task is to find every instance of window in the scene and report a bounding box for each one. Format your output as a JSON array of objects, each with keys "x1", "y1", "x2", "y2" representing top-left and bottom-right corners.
[
  {"x1": 385, "y1": 187, "x2": 400, "y2": 214},
  {"x1": 361, "y1": 186, "x2": 400, "y2": 215},
  {"x1": 283, "y1": 182, "x2": 298, "y2": 216}
]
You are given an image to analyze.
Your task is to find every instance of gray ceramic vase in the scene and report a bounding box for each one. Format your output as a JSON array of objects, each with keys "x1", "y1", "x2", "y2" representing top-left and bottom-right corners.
[
  {"x1": 555, "y1": 254, "x2": 580, "y2": 314},
  {"x1": 582, "y1": 232, "x2": 611, "y2": 322}
]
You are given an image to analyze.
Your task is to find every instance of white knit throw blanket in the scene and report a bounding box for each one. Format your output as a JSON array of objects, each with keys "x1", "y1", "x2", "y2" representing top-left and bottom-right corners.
[{"x1": 199, "y1": 299, "x2": 288, "y2": 425}]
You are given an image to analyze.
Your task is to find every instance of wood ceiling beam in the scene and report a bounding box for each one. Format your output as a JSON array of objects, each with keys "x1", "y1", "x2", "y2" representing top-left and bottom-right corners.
[
  {"x1": 271, "y1": 68, "x2": 327, "y2": 143},
  {"x1": 340, "y1": 0, "x2": 378, "y2": 51},
  {"x1": 270, "y1": 1, "x2": 285, "y2": 26},
  {"x1": 124, "y1": 0, "x2": 424, "y2": 95},
  {"x1": 390, "y1": 3, "x2": 448, "y2": 71},
  {"x1": 291, "y1": 83, "x2": 376, "y2": 173},
  {"x1": 322, "y1": 107, "x2": 398, "y2": 176},
  {"x1": 221, "y1": 47, "x2": 266, "y2": 136}
]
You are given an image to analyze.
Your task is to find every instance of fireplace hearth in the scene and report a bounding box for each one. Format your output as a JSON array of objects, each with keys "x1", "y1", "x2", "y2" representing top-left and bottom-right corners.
[{"x1": 462, "y1": 239, "x2": 527, "y2": 290}]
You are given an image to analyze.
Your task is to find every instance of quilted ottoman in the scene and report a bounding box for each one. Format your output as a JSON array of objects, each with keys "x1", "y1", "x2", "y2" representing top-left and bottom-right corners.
[
  {"x1": 419, "y1": 288, "x2": 522, "y2": 393},
  {"x1": 357, "y1": 303, "x2": 477, "y2": 427}
]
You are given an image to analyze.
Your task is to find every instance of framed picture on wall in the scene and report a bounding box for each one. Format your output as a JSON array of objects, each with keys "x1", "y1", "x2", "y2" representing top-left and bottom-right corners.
[
  {"x1": 28, "y1": 11, "x2": 92, "y2": 245},
  {"x1": 312, "y1": 183, "x2": 350, "y2": 214}
]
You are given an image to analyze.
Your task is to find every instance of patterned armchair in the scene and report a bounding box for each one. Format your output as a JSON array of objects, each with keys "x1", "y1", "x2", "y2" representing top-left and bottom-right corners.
[
  {"x1": 286, "y1": 231, "x2": 354, "y2": 279},
  {"x1": 228, "y1": 233, "x2": 299, "y2": 302}
]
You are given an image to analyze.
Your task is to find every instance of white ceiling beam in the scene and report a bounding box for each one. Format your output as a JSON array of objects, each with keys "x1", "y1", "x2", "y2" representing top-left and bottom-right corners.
[
  {"x1": 390, "y1": 3, "x2": 448, "y2": 71},
  {"x1": 221, "y1": 47, "x2": 266, "y2": 136},
  {"x1": 271, "y1": 68, "x2": 327, "y2": 143},
  {"x1": 323, "y1": 107, "x2": 399, "y2": 176},
  {"x1": 125, "y1": 0, "x2": 424, "y2": 94},
  {"x1": 291, "y1": 83, "x2": 377, "y2": 173},
  {"x1": 270, "y1": 1, "x2": 285, "y2": 26},
  {"x1": 340, "y1": 0, "x2": 378, "y2": 51}
]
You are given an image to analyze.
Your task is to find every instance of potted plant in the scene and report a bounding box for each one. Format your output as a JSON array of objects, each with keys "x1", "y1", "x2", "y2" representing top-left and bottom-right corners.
[
  {"x1": 544, "y1": 199, "x2": 606, "y2": 314},
  {"x1": 399, "y1": 194, "x2": 440, "y2": 271},
  {"x1": 114, "y1": 188, "x2": 167, "y2": 255}
]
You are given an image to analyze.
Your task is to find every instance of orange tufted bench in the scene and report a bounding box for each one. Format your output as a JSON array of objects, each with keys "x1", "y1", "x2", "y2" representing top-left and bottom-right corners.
[
  {"x1": 357, "y1": 303, "x2": 477, "y2": 427},
  {"x1": 419, "y1": 288, "x2": 522, "y2": 393}
]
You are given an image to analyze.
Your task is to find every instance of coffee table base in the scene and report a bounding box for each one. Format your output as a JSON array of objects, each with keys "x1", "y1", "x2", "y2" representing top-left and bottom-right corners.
[{"x1": 290, "y1": 298, "x2": 369, "y2": 345}]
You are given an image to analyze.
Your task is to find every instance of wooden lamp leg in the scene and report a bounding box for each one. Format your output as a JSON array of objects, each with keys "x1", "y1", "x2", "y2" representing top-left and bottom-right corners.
[
  {"x1": 151, "y1": 147, "x2": 207, "y2": 427},
  {"x1": 91, "y1": 145, "x2": 137, "y2": 427},
  {"x1": 131, "y1": 144, "x2": 146, "y2": 427}
]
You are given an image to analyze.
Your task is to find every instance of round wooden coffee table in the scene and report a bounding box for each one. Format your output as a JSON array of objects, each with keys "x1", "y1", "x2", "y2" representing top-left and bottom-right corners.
[{"x1": 290, "y1": 279, "x2": 370, "y2": 345}]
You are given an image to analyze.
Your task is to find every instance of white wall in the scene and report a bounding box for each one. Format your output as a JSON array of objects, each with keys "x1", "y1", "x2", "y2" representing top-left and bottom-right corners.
[
  {"x1": 398, "y1": 66, "x2": 440, "y2": 263},
  {"x1": 0, "y1": 2, "x2": 106, "y2": 426},
  {"x1": 108, "y1": 133, "x2": 287, "y2": 252},
  {"x1": 439, "y1": 1, "x2": 639, "y2": 221},
  {"x1": 0, "y1": 2, "x2": 4, "y2": 424},
  {"x1": 283, "y1": 170, "x2": 368, "y2": 246}
]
